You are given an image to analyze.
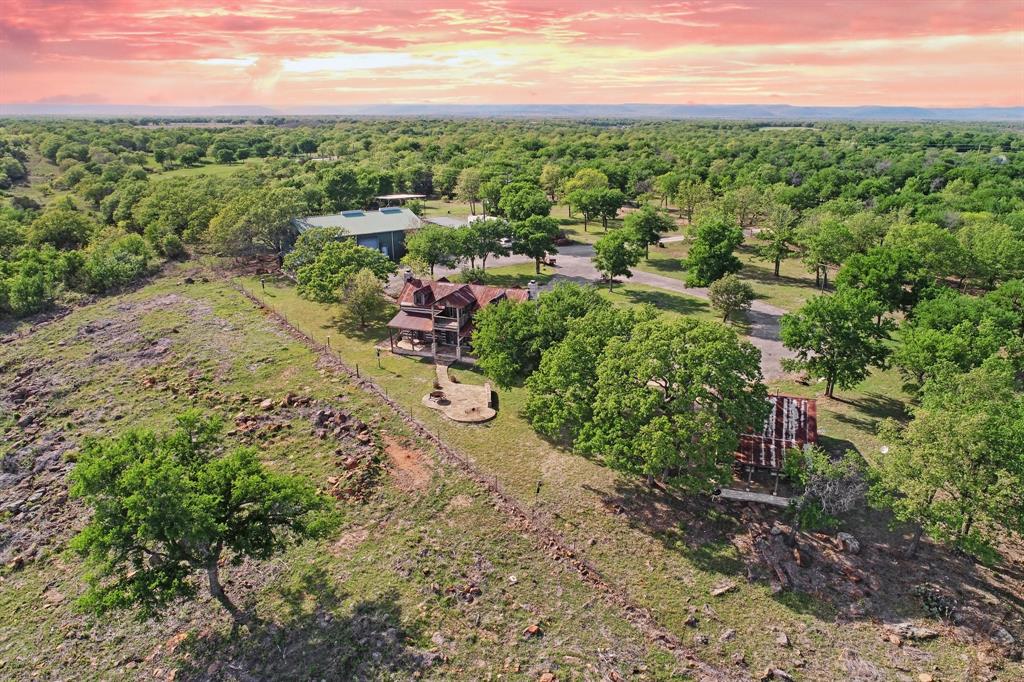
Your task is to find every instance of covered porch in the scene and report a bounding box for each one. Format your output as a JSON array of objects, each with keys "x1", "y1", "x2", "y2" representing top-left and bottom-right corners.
[{"x1": 385, "y1": 310, "x2": 475, "y2": 362}]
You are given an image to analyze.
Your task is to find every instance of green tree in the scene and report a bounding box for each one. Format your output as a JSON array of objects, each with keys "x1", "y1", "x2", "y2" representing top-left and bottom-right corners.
[
  {"x1": 320, "y1": 167, "x2": 361, "y2": 212},
  {"x1": 296, "y1": 240, "x2": 396, "y2": 303},
  {"x1": 498, "y1": 183, "x2": 550, "y2": 222},
  {"x1": 525, "y1": 305, "x2": 655, "y2": 443},
  {"x1": 757, "y1": 202, "x2": 798, "y2": 276},
  {"x1": 339, "y1": 267, "x2": 390, "y2": 329},
  {"x1": 780, "y1": 289, "x2": 892, "y2": 397},
  {"x1": 956, "y1": 219, "x2": 1024, "y2": 289},
  {"x1": 870, "y1": 359, "x2": 1024, "y2": 559},
  {"x1": 594, "y1": 228, "x2": 643, "y2": 290},
  {"x1": 675, "y1": 179, "x2": 712, "y2": 223},
  {"x1": 655, "y1": 171, "x2": 683, "y2": 208},
  {"x1": 569, "y1": 189, "x2": 601, "y2": 232},
  {"x1": 466, "y1": 218, "x2": 511, "y2": 271},
  {"x1": 835, "y1": 246, "x2": 924, "y2": 320},
  {"x1": 708, "y1": 274, "x2": 755, "y2": 322},
  {"x1": 455, "y1": 168, "x2": 482, "y2": 215},
  {"x1": 533, "y1": 281, "x2": 609, "y2": 353},
  {"x1": 539, "y1": 163, "x2": 562, "y2": 202},
  {"x1": 69, "y1": 411, "x2": 337, "y2": 626},
  {"x1": 402, "y1": 225, "x2": 461, "y2": 276},
  {"x1": 596, "y1": 188, "x2": 626, "y2": 229},
  {"x1": 29, "y1": 208, "x2": 95, "y2": 250},
  {"x1": 883, "y1": 221, "x2": 965, "y2": 283},
  {"x1": 283, "y1": 227, "x2": 347, "y2": 271},
  {"x1": 683, "y1": 212, "x2": 743, "y2": 286},
  {"x1": 472, "y1": 299, "x2": 540, "y2": 389},
  {"x1": 722, "y1": 186, "x2": 764, "y2": 228},
  {"x1": 623, "y1": 205, "x2": 674, "y2": 258},
  {"x1": 512, "y1": 215, "x2": 559, "y2": 274},
  {"x1": 563, "y1": 168, "x2": 609, "y2": 217},
  {"x1": 576, "y1": 317, "x2": 768, "y2": 491},
  {"x1": 84, "y1": 233, "x2": 153, "y2": 293},
  {"x1": 798, "y1": 216, "x2": 855, "y2": 291},
  {"x1": 472, "y1": 282, "x2": 604, "y2": 388},
  {"x1": 207, "y1": 186, "x2": 304, "y2": 264}
]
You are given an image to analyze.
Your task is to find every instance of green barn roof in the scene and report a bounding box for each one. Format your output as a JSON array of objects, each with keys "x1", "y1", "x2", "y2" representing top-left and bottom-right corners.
[{"x1": 293, "y1": 208, "x2": 422, "y2": 236}]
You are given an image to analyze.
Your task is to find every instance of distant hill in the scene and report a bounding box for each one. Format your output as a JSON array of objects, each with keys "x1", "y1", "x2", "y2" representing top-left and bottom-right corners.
[{"x1": 2, "y1": 102, "x2": 1022, "y2": 121}]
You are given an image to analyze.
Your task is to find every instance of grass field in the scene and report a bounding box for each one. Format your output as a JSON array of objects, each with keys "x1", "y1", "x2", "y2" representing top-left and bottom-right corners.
[
  {"x1": 0, "y1": 269, "x2": 677, "y2": 680},
  {"x1": 235, "y1": 272, "x2": 983, "y2": 679},
  {"x1": 153, "y1": 159, "x2": 258, "y2": 179},
  {"x1": 639, "y1": 239, "x2": 822, "y2": 312}
]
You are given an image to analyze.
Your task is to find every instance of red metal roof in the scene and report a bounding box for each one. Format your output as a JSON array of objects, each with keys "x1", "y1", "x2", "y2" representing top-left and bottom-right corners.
[
  {"x1": 386, "y1": 310, "x2": 434, "y2": 332},
  {"x1": 736, "y1": 394, "x2": 818, "y2": 470},
  {"x1": 396, "y1": 278, "x2": 529, "y2": 309}
]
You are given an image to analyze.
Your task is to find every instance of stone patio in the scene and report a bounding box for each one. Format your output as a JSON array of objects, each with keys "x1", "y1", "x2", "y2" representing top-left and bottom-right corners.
[{"x1": 421, "y1": 364, "x2": 495, "y2": 423}]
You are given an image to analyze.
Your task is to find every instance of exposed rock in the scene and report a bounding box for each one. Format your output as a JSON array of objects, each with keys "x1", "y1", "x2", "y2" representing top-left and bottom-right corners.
[
  {"x1": 720, "y1": 628, "x2": 736, "y2": 642},
  {"x1": 258, "y1": 398, "x2": 274, "y2": 411},
  {"x1": 522, "y1": 624, "x2": 542, "y2": 638},
  {"x1": 836, "y1": 532, "x2": 860, "y2": 554},
  {"x1": 776, "y1": 632, "x2": 790, "y2": 647},
  {"x1": 710, "y1": 581, "x2": 738, "y2": 597},
  {"x1": 885, "y1": 623, "x2": 940, "y2": 641},
  {"x1": 990, "y1": 626, "x2": 1015, "y2": 647}
]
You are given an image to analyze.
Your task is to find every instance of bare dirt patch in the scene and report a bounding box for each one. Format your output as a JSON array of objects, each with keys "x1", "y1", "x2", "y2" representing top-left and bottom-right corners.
[
  {"x1": 330, "y1": 526, "x2": 370, "y2": 556},
  {"x1": 382, "y1": 434, "x2": 431, "y2": 492},
  {"x1": 447, "y1": 493, "x2": 474, "y2": 511}
]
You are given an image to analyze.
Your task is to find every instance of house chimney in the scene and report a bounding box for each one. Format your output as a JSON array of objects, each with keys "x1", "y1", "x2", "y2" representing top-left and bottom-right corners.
[
  {"x1": 403, "y1": 268, "x2": 413, "y2": 282},
  {"x1": 528, "y1": 280, "x2": 539, "y2": 300}
]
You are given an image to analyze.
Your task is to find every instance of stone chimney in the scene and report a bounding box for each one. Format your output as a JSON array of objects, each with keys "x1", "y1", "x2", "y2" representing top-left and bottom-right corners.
[
  {"x1": 403, "y1": 268, "x2": 414, "y2": 283},
  {"x1": 527, "y1": 280, "x2": 539, "y2": 300}
]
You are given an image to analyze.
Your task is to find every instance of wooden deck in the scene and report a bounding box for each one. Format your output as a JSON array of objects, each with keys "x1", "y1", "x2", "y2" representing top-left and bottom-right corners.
[{"x1": 714, "y1": 488, "x2": 791, "y2": 508}]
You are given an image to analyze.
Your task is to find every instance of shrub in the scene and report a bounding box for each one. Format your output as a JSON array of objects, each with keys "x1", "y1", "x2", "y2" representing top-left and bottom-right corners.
[
  {"x1": 460, "y1": 267, "x2": 487, "y2": 284},
  {"x1": 161, "y1": 233, "x2": 186, "y2": 259},
  {"x1": 85, "y1": 234, "x2": 154, "y2": 293}
]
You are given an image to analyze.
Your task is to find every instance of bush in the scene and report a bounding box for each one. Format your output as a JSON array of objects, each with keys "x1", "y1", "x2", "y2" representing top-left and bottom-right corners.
[
  {"x1": 7, "y1": 271, "x2": 50, "y2": 317},
  {"x1": 161, "y1": 233, "x2": 186, "y2": 259},
  {"x1": 85, "y1": 234, "x2": 154, "y2": 293},
  {"x1": 460, "y1": 267, "x2": 487, "y2": 284},
  {"x1": 784, "y1": 446, "x2": 867, "y2": 530}
]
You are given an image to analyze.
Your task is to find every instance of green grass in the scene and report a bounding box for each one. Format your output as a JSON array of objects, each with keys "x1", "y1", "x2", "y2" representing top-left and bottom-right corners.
[
  {"x1": 552, "y1": 203, "x2": 688, "y2": 245},
  {"x1": 0, "y1": 270, "x2": 673, "y2": 680},
  {"x1": 638, "y1": 239, "x2": 822, "y2": 312},
  {"x1": 420, "y1": 198, "x2": 473, "y2": 218},
  {"x1": 153, "y1": 159, "x2": 258, "y2": 179},
  {"x1": 236, "y1": 274, "x2": 976, "y2": 678}
]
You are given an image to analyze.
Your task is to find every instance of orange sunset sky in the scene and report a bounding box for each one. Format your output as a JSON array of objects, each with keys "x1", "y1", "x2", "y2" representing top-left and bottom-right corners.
[{"x1": 2, "y1": 0, "x2": 1023, "y2": 108}]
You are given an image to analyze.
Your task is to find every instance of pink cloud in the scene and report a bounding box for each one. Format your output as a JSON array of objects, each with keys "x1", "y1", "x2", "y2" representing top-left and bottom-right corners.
[{"x1": 2, "y1": 0, "x2": 1021, "y2": 106}]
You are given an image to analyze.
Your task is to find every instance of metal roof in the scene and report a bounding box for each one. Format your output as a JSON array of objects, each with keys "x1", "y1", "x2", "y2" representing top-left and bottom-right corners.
[
  {"x1": 293, "y1": 208, "x2": 422, "y2": 237},
  {"x1": 736, "y1": 394, "x2": 818, "y2": 470},
  {"x1": 375, "y1": 193, "x2": 425, "y2": 200}
]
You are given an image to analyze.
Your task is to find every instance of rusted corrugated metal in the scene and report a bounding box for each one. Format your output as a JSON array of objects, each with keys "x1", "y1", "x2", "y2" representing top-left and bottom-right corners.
[{"x1": 736, "y1": 394, "x2": 817, "y2": 470}]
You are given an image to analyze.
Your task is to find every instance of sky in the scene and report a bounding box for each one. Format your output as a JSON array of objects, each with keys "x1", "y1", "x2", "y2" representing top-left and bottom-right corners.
[{"x1": 2, "y1": 0, "x2": 1023, "y2": 108}]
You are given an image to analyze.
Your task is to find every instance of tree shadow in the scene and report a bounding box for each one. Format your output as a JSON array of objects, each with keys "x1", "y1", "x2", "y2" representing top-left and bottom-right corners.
[
  {"x1": 327, "y1": 307, "x2": 395, "y2": 344},
  {"x1": 176, "y1": 567, "x2": 432, "y2": 681},
  {"x1": 640, "y1": 257, "x2": 685, "y2": 276},
  {"x1": 596, "y1": 474, "x2": 1024, "y2": 649},
  {"x1": 839, "y1": 392, "x2": 910, "y2": 422},
  {"x1": 587, "y1": 478, "x2": 746, "y2": 576},
  {"x1": 611, "y1": 288, "x2": 711, "y2": 317}
]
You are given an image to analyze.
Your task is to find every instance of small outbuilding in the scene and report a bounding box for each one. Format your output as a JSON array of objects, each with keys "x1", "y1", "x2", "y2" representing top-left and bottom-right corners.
[
  {"x1": 292, "y1": 208, "x2": 422, "y2": 261},
  {"x1": 736, "y1": 394, "x2": 818, "y2": 471}
]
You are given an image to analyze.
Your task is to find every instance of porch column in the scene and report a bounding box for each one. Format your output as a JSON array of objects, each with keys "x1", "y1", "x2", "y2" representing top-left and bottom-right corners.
[
  {"x1": 388, "y1": 328, "x2": 394, "y2": 353},
  {"x1": 456, "y1": 308, "x2": 462, "y2": 361}
]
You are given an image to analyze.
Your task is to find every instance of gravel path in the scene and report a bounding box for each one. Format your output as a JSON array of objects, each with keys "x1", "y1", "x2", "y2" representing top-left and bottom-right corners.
[{"x1": 434, "y1": 240, "x2": 794, "y2": 379}]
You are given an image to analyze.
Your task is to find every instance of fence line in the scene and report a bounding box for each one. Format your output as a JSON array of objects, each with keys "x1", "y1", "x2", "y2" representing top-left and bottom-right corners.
[{"x1": 233, "y1": 281, "x2": 738, "y2": 681}]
